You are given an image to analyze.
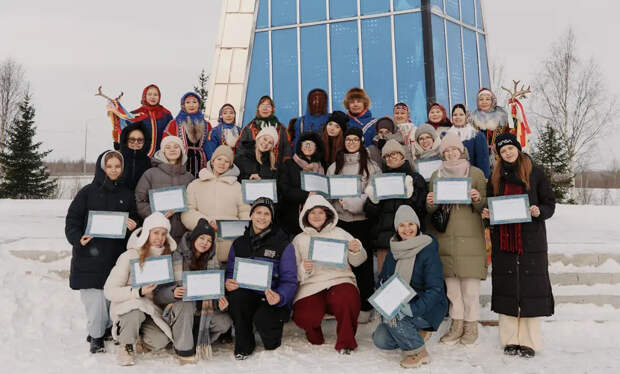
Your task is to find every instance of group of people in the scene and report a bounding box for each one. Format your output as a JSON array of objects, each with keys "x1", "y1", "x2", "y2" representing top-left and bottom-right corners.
[{"x1": 64, "y1": 84, "x2": 555, "y2": 369}]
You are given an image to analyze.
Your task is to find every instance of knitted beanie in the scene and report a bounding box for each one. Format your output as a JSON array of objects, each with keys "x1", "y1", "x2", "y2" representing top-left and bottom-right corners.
[
  {"x1": 394, "y1": 205, "x2": 421, "y2": 231},
  {"x1": 327, "y1": 111, "x2": 349, "y2": 132},
  {"x1": 159, "y1": 135, "x2": 188, "y2": 165},
  {"x1": 375, "y1": 116, "x2": 396, "y2": 133},
  {"x1": 381, "y1": 139, "x2": 406, "y2": 158},
  {"x1": 344, "y1": 126, "x2": 363, "y2": 141},
  {"x1": 250, "y1": 197, "x2": 275, "y2": 218},
  {"x1": 439, "y1": 132, "x2": 465, "y2": 154},
  {"x1": 495, "y1": 132, "x2": 522, "y2": 153},
  {"x1": 415, "y1": 123, "x2": 438, "y2": 141},
  {"x1": 256, "y1": 126, "x2": 279, "y2": 145},
  {"x1": 211, "y1": 145, "x2": 234, "y2": 164},
  {"x1": 189, "y1": 218, "x2": 216, "y2": 249}
]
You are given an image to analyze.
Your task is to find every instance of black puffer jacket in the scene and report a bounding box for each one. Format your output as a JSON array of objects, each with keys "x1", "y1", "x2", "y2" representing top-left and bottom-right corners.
[
  {"x1": 119, "y1": 123, "x2": 152, "y2": 191},
  {"x1": 363, "y1": 160, "x2": 428, "y2": 249},
  {"x1": 65, "y1": 151, "x2": 140, "y2": 290},
  {"x1": 488, "y1": 160, "x2": 556, "y2": 318},
  {"x1": 234, "y1": 140, "x2": 279, "y2": 181},
  {"x1": 277, "y1": 132, "x2": 324, "y2": 237}
]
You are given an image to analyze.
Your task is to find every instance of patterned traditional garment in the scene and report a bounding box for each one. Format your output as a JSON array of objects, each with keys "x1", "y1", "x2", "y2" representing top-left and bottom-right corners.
[
  {"x1": 128, "y1": 84, "x2": 173, "y2": 156},
  {"x1": 206, "y1": 103, "x2": 241, "y2": 159}
]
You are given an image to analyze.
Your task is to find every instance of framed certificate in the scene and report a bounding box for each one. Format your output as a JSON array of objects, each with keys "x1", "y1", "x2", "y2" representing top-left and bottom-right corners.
[
  {"x1": 433, "y1": 177, "x2": 472, "y2": 204},
  {"x1": 242, "y1": 179, "x2": 278, "y2": 203},
  {"x1": 233, "y1": 258, "x2": 273, "y2": 291},
  {"x1": 129, "y1": 255, "x2": 174, "y2": 288},
  {"x1": 369, "y1": 273, "x2": 416, "y2": 320},
  {"x1": 489, "y1": 194, "x2": 532, "y2": 225},
  {"x1": 85, "y1": 210, "x2": 128, "y2": 239},
  {"x1": 217, "y1": 220, "x2": 249, "y2": 240},
  {"x1": 328, "y1": 175, "x2": 361, "y2": 199},
  {"x1": 182, "y1": 270, "x2": 225, "y2": 301},
  {"x1": 300, "y1": 172, "x2": 329, "y2": 196},
  {"x1": 148, "y1": 186, "x2": 188, "y2": 213},
  {"x1": 308, "y1": 237, "x2": 348, "y2": 268},
  {"x1": 372, "y1": 173, "x2": 407, "y2": 201},
  {"x1": 414, "y1": 158, "x2": 442, "y2": 181}
]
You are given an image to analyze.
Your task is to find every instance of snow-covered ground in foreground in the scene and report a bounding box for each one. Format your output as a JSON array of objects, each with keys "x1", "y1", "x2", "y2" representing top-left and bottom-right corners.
[{"x1": 1, "y1": 200, "x2": 619, "y2": 373}]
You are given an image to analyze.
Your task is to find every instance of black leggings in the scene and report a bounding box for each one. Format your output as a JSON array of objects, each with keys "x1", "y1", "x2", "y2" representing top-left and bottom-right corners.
[{"x1": 337, "y1": 219, "x2": 375, "y2": 311}]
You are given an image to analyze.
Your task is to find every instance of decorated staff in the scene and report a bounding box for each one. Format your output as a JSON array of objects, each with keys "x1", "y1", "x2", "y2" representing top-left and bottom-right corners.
[
  {"x1": 95, "y1": 86, "x2": 137, "y2": 149},
  {"x1": 502, "y1": 80, "x2": 532, "y2": 150}
]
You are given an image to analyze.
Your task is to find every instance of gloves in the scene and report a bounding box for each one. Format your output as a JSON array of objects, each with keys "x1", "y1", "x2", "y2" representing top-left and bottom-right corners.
[
  {"x1": 405, "y1": 175, "x2": 414, "y2": 198},
  {"x1": 365, "y1": 184, "x2": 379, "y2": 204}
]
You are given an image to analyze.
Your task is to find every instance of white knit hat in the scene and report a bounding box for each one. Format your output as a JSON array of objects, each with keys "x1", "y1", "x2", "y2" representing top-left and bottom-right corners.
[
  {"x1": 129, "y1": 211, "x2": 177, "y2": 250},
  {"x1": 158, "y1": 135, "x2": 188, "y2": 165},
  {"x1": 256, "y1": 126, "x2": 279, "y2": 145}
]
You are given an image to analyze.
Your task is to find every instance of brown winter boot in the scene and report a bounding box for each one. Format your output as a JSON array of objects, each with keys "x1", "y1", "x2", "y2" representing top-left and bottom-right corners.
[
  {"x1": 400, "y1": 348, "x2": 431, "y2": 368},
  {"x1": 460, "y1": 321, "x2": 478, "y2": 345},
  {"x1": 117, "y1": 344, "x2": 136, "y2": 366},
  {"x1": 418, "y1": 330, "x2": 432, "y2": 342},
  {"x1": 440, "y1": 319, "x2": 463, "y2": 345}
]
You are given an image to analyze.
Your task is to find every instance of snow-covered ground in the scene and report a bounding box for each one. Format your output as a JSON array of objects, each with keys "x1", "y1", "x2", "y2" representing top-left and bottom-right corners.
[{"x1": 1, "y1": 199, "x2": 619, "y2": 373}]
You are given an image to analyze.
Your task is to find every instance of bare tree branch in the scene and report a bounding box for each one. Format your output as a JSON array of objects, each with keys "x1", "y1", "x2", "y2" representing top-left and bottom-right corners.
[{"x1": 0, "y1": 58, "x2": 25, "y2": 151}]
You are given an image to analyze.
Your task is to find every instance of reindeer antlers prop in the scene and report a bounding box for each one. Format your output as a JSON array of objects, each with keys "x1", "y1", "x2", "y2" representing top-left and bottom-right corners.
[
  {"x1": 501, "y1": 80, "x2": 531, "y2": 100},
  {"x1": 95, "y1": 86, "x2": 124, "y2": 102}
]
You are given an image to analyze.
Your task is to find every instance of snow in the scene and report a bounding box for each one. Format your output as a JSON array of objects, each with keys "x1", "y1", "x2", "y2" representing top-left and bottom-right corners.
[{"x1": 1, "y1": 200, "x2": 620, "y2": 373}]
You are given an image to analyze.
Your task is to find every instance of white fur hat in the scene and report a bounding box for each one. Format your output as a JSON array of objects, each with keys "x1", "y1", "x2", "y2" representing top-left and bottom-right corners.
[
  {"x1": 256, "y1": 126, "x2": 279, "y2": 145},
  {"x1": 129, "y1": 211, "x2": 177, "y2": 250}
]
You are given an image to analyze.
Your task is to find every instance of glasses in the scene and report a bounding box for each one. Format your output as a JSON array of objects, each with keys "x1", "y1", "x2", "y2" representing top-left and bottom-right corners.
[
  {"x1": 384, "y1": 152, "x2": 403, "y2": 160},
  {"x1": 128, "y1": 137, "x2": 144, "y2": 144},
  {"x1": 258, "y1": 103, "x2": 273, "y2": 109},
  {"x1": 301, "y1": 141, "x2": 315, "y2": 148},
  {"x1": 345, "y1": 138, "x2": 361, "y2": 144},
  {"x1": 417, "y1": 135, "x2": 433, "y2": 142}
]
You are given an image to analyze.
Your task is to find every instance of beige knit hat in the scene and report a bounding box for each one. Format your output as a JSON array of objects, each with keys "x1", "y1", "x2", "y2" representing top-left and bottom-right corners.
[
  {"x1": 381, "y1": 139, "x2": 406, "y2": 158},
  {"x1": 211, "y1": 145, "x2": 234, "y2": 164},
  {"x1": 439, "y1": 132, "x2": 465, "y2": 154},
  {"x1": 158, "y1": 135, "x2": 188, "y2": 165},
  {"x1": 256, "y1": 126, "x2": 279, "y2": 145}
]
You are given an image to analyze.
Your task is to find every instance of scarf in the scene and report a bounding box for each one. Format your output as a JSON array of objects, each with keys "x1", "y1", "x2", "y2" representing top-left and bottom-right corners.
[
  {"x1": 134, "y1": 84, "x2": 171, "y2": 121},
  {"x1": 217, "y1": 104, "x2": 240, "y2": 147},
  {"x1": 448, "y1": 123, "x2": 477, "y2": 142},
  {"x1": 389, "y1": 234, "x2": 433, "y2": 286},
  {"x1": 413, "y1": 141, "x2": 441, "y2": 160},
  {"x1": 439, "y1": 159, "x2": 470, "y2": 178},
  {"x1": 499, "y1": 162, "x2": 526, "y2": 255},
  {"x1": 293, "y1": 154, "x2": 324, "y2": 174}
]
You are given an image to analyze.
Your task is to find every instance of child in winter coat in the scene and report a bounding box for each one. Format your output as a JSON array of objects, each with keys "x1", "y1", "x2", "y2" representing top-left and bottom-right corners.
[
  {"x1": 482, "y1": 133, "x2": 556, "y2": 358},
  {"x1": 225, "y1": 198, "x2": 298, "y2": 360},
  {"x1": 367, "y1": 117, "x2": 412, "y2": 167},
  {"x1": 447, "y1": 104, "x2": 490, "y2": 178},
  {"x1": 321, "y1": 111, "x2": 347, "y2": 169},
  {"x1": 292, "y1": 195, "x2": 367, "y2": 354},
  {"x1": 343, "y1": 88, "x2": 376, "y2": 147},
  {"x1": 291, "y1": 89, "x2": 329, "y2": 148},
  {"x1": 235, "y1": 126, "x2": 281, "y2": 181},
  {"x1": 372, "y1": 206, "x2": 448, "y2": 369},
  {"x1": 128, "y1": 84, "x2": 173, "y2": 156},
  {"x1": 103, "y1": 212, "x2": 176, "y2": 366},
  {"x1": 426, "y1": 132, "x2": 488, "y2": 345},
  {"x1": 118, "y1": 123, "x2": 152, "y2": 191},
  {"x1": 135, "y1": 136, "x2": 195, "y2": 244},
  {"x1": 65, "y1": 150, "x2": 139, "y2": 354},
  {"x1": 163, "y1": 92, "x2": 212, "y2": 177},
  {"x1": 153, "y1": 218, "x2": 232, "y2": 364},
  {"x1": 426, "y1": 103, "x2": 452, "y2": 139},
  {"x1": 206, "y1": 103, "x2": 241, "y2": 159}
]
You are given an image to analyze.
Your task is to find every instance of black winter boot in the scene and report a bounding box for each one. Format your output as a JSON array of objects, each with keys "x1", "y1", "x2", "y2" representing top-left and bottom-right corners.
[{"x1": 89, "y1": 337, "x2": 105, "y2": 353}]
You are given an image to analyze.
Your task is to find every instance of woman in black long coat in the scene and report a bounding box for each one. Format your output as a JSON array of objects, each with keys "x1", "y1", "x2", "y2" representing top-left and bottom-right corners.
[{"x1": 483, "y1": 133, "x2": 555, "y2": 359}]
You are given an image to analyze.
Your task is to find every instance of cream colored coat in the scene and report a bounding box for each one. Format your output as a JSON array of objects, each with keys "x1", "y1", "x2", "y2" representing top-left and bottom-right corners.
[{"x1": 292, "y1": 195, "x2": 367, "y2": 303}]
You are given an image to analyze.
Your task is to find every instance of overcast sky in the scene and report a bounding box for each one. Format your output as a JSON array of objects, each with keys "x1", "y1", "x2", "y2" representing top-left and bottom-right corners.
[{"x1": 1, "y1": 0, "x2": 618, "y2": 168}]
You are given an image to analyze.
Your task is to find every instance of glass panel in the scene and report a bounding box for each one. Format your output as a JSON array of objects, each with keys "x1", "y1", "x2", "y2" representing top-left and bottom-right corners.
[
  {"x1": 446, "y1": 0, "x2": 459, "y2": 19},
  {"x1": 256, "y1": 0, "x2": 268, "y2": 29},
  {"x1": 394, "y1": 12, "x2": 427, "y2": 125},
  {"x1": 271, "y1": 0, "x2": 297, "y2": 27},
  {"x1": 476, "y1": 0, "x2": 484, "y2": 29},
  {"x1": 243, "y1": 32, "x2": 270, "y2": 125},
  {"x1": 272, "y1": 29, "x2": 300, "y2": 124},
  {"x1": 478, "y1": 33, "x2": 490, "y2": 89},
  {"x1": 330, "y1": 21, "x2": 360, "y2": 111},
  {"x1": 300, "y1": 25, "x2": 329, "y2": 114},
  {"x1": 463, "y1": 28, "x2": 480, "y2": 110},
  {"x1": 361, "y1": 0, "x2": 389, "y2": 15},
  {"x1": 330, "y1": 0, "x2": 357, "y2": 19},
  {"x1": 300, "y1": 0, "x2": 326, "y2": 23},
  {"x1": 461, "y1": 0, "x2": 475, "y2": 26},
  {"x1": 430, "y1": 0, "x2": 444, "y2": 12},
  {"x1": 394, "y1": 0, "x2": 421, "y2": 11},
  {"x1": 446, "y1": 21, "x2": 465, "y2": 107},
  {"x1": 361, "y1": 17, "x2": 394, "y2": 118},
  {"x1": 431, "y1": 15, "x2": 449, "y2": 111}
]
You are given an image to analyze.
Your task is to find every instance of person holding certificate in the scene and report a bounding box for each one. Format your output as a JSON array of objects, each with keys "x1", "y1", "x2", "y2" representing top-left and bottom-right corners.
[
  {"x1": 326, "y1": 126, "x2": 381, "y2": 324},
  {"x1": 320, "y1": 111, "x2": 348, "y2": 169},
  {"x1": 65, "y1": 150, "x2": 139, "y2": 354},
  {"x1": 364, "y1": 140, "x2": 427, "y2": 273},
  {"x1": 135, "y1": 136, "x2": 194, "y2": 244},
  {"x1": 104, "y1": 212, "x2": 176, "y2": 366},
  {"x1": 181, "y1": 145, "x2": 251, "y2": 262},
  {"x1": 482, "y1": 133, "x2": 556, "y2": 358},
  {"x1": 425, "y1": 132, "x2": 488, "y2": 345},
  {"x1": 153, "y1": 218, "x2": 232, "y2": 364},
  {"x1": 291, "y1": 195, "x2": 367, "y2": 354},
  {"x1": 235, "y1": 126, "x2": 282, "y2": 181},
  {"x1": 224, "y1": 198, "x2": 298, "y2": 360},
  {"x1": 372, "y1": 206, "x2": 448, "y2": 369},
  {"x1": 277, "y1": 132, "x2": 324, "y2": 237}
]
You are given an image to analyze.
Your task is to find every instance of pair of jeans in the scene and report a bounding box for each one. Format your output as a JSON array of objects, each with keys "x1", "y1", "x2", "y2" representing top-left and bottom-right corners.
[{"x1": 372, "y1": 316, "x2": 431, "y2": 354}]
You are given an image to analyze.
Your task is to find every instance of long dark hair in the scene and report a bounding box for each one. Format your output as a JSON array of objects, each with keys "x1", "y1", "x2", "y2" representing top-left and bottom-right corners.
[
  {"x1": 335, "y1": 142, "x2": 370, "y2": 176},
  {"x1": 189, "y1": 235, "x2": 215, "y2": 271},
  {"x1": 322, "y1": 127, "x2": 344, "y2": 166}
]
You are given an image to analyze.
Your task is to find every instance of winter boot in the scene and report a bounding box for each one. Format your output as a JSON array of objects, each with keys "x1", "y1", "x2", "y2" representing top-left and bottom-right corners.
[
  {"x1": 418, "y1": 330, "x2": 432, "y2": 342},
  {"x1": 400, "y1": 348, "x2": 431, "y2": 368},
  {"x1": 460, "y1": 321, "x2": 478, "y2": 345},
  {"x1": 503, "y1": 344, "x2": 520, "y2": 356},
  {"x1": 86, "y1": 327, "x2": 112, "y2": 343},
  {"x1": 118, "y1": 344, "x2": 136, "y2": 366},
  {"x1": 518, "y1": 346, "x2": 536, "y2": 358},
  {"x1": 177, "y1": 354, "x2": 198, "y2": 365},
  {"x1": 135, "y1": 339, "x2": 151, "y2": 354},
  {"x1": 357, "y1": 310, "x2": 374, "y2": 324},
  {"x1": 89, "y1": 337, "x2": 105, "y2": 353},
  {"x1": 440, "y1": 319, "x2": 464, "y2": 345},
  {"x1": 338, "y1": 348, "x2": 353, "y2": 355}
]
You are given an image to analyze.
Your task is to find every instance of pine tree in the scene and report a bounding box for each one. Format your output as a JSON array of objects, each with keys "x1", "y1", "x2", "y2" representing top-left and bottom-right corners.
[
  {"x1": 0, "y1": 93, "x2": 57, "y2": 198},
  {"x1": 532, "y1": 121, "x2": 573, "y2": 203},
  {"x1": 193, "y1": 69, "x2": 209, "y2": 111}
]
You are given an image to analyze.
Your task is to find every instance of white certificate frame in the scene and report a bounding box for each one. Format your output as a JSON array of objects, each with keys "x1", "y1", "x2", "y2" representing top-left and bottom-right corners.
[
  {"x1": 217, "y1": 220, "x2": 250, "y2": 240},
  {"x1": 328, "y1": 175, "x2": 362, "y2": 199},
  {"x1": 233, "y1": 258, "x2": 273, "y2": 292},
  {"x1": 300, "y1": 172, "x2": 330, "y2": 196},
  {"x1": 242, "y1": 179, "x2": 278, "y2": 203},
  {"x1": 369, "y1": 273, "x2": 416, "y2": 320},
  {"x1": 372, "y1": 173, "x2": 407, "y2": 201},
  {"x1": 148, "y1": 186, "x2": 188, "y2": 214},
  {"x1": 182, "y1": 270, "x2": 225, "y2": 301},
  {"x1": 129, "y1": 254, "x2": 174, "y2": 288},
  {"x1": 414, "y1": 157, "x2": 442, "y2": 181},
  {"x1": 308, "y1": 237, "x2": 348, "y2": 268},
  {"x1": 433, "y1": 177, "x2": 472, "y2": 204},
  {"x1": 85, "y1": 210, "x2": 128, "y2": 239},
  {"x1": 489, "y1": 194, "x2": 532, "y2": 225}
]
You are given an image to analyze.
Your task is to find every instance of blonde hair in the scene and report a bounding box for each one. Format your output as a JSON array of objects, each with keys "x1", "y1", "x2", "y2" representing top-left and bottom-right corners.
[{"x1": 255, "y1": 145, "x2": 277, "y2": 171}]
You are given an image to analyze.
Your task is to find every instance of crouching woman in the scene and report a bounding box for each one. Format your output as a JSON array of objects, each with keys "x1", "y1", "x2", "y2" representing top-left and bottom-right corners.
[{"x1": 372, "y1": 206, "x2": 448, "y2": 369}]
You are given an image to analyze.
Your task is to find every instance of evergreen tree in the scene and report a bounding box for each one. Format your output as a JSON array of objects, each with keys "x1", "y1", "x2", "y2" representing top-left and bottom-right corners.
[
  {"x1": 193, "y1": 69, "x2": 209, "y2": 111},
  {"x1": 0, "y1": 93, "x2": 57, "y2": 198},
  {"x1": 532, "y1": 121, "x2": 572, "y2": 203}
]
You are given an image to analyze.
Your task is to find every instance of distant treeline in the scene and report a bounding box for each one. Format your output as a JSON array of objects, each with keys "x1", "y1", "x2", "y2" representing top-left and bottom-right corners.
[
  {"x1": 575, "y1": 171, "x2": 620, "y2": 189},
  {"x1": 45, "y1": 159, "x2": 95, "y2": 175}
]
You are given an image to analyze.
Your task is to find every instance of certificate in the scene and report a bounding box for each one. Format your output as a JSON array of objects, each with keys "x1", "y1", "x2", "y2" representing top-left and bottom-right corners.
[
  {"x1": 182, "y1": 270, "x2": 225, "y2": 301},
  {"x1": 148, "y1": 186, "x2": 188, "y2": 213},
  {"x1": 328, "y1": 175, "x2": 361, "y2": 198},
  {"x1": 489, "y1": 194, "x2": 532, "y2": 225},
  {"x1": 242, "y1": 179, "x2": 278, "y2": 203},
  {"x1": 433, "y1": 178, "x2": 471, "y2": 204},
  {"x1": 217, "y1": 220, "x2": 249, "y2": 240},
  {"x1": 300, "y1": 172, "x2": 329, "y2": 195},
  {"x1": 233, "y1": 258, "x2": 273, "y2": 291},
  {"x1": 85, "y1": 211, "x2": 128, "y2": 239},
  {"x1": 372, "y1": 173, "x2": 407, "y2": 200},
  {"x1": 369, "y1": 273, "x2": 416, "y2": 320},
  {"x1": 308, "y1": 237, "x2": 348, "y2": 268},
  {"x1": 130, "y1": 255, "x2": 174, "y2": 288},
  {"x1": 414, "y1": 158, "x2": 442, "y2": 181}
]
